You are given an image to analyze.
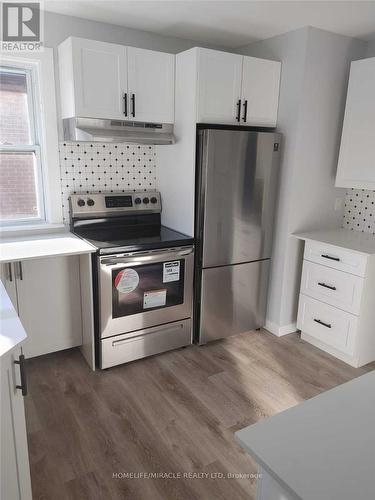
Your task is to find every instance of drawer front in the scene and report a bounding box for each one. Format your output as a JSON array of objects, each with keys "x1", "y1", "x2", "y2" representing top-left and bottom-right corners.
[
  {"x1": 301, "y1": 260, "x2": 364, "y2": 315},
  {"x1": 297, "y1": 295, "x2": 357, "y2": 355},
  {"x1": 101, "y1": 319, "x2": 192, "y2": 369},
  {"x1": 304, "y1": 240, "x2": 367, "y2": 277}
]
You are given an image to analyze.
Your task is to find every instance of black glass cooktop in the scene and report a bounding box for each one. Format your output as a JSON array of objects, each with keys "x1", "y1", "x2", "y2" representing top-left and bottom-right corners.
[{"x1": 74, "y1": 225, "x2": 194, "y2": 255}]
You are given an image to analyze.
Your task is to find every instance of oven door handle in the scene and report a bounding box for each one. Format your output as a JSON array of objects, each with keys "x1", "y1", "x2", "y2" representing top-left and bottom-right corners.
[{"x1": 100, "y1": 247, "x2": 194, "y2": 267}]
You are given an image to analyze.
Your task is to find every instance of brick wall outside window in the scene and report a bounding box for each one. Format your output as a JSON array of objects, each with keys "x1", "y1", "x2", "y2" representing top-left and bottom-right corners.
[{"x1": 0, "y1": 70, "x2": 40, "y2": 221}]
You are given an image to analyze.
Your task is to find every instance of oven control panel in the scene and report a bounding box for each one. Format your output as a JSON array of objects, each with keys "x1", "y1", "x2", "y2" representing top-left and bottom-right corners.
[{"x1": 70, "y1": 191, "x2": 161, "y2": 217}]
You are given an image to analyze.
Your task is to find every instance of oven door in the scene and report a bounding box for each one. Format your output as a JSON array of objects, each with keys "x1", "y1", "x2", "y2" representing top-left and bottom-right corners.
[{"x1": 99, "y1": 246, "x2": 194, "y2": 339}]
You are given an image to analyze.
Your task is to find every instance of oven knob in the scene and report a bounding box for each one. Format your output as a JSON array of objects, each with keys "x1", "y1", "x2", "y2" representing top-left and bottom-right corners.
[
  {"x1": 77, "y1": 199, "x2": 85, "y2": 207},
  {"x1": 87, "y1": 198, "x2": 95, "y2": 207},
  {"x1": 143, "y1": 197, "x2": 150, "y2": 204},
  {"x1": 150, "y1": 197, "x2": 158, "y2": 204},
  {"x1": 134, "y1": 197, "x2": 142, "y2": 205}
]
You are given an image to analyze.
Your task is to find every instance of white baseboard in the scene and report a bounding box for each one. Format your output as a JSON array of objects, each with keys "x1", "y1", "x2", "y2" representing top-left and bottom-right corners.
[{"x1": 264, "y1": 320, "x2": 298, "y2": 337}]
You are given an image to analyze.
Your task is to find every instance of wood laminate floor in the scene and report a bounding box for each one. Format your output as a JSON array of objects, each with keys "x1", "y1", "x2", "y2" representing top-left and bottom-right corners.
[{"x1": 25, "y1": 330, "x2": 374, "y2": 500}]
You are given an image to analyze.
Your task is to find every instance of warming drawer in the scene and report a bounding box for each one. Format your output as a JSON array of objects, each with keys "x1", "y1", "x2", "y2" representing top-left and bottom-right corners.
[{"x1": 100, "y1": 319, "x2": 192, "y2": 369}]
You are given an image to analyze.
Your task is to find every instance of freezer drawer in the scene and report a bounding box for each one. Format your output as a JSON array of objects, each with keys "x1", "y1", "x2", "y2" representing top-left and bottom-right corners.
[
  {"x1": 199, "y1": 260, "x2": 270, "y2": 343},
  {"x1": 100, "y1": 319, "x2": 192, "y2": 369}
]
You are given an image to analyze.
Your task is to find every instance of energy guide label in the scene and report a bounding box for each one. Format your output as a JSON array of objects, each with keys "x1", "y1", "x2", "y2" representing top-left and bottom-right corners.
[{"x1": 163, "y1": 261, "x2": 180, "y2": 282}]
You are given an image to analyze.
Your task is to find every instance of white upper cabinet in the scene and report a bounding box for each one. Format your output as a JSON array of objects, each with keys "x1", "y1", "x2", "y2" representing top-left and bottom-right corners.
[
  {"x1": 197, "y1": 49, "x2": 243, "y2": 124},
  {"x1": 58, "y1": 37, "x2": 175, "y2": 123},
  {"x1": 59, "y1": 37, "x2": 127, "y2": 120},
  {"x1": 127, "y1": 47, "x2": 174, "y2": 123},
  {"x1": 241, "y1": 56, "x2": 281, "y2": 127},
  {"x1": 196, "y1": 48, "x2": 280, "y2": 126},
  {"x1": 336, "y1": 57, "x2": 375, "y2": 190}
]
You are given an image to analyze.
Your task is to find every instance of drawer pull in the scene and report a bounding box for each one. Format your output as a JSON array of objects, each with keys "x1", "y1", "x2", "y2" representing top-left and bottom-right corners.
[
  {"x1": 314, "y1": 318, "x2": 332, "y2": 329},
  {"x1": 318, "y1": 282, "x2": 336, "y2": 291},
  {"x1": 321, "y1": 254, "x2": 340, "y2": 262}
]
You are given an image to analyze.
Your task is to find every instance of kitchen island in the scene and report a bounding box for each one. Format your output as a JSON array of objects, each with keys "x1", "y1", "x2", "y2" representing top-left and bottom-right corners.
[{"x1": 235, "y1": 370, "x2": 375, "y2": 500}]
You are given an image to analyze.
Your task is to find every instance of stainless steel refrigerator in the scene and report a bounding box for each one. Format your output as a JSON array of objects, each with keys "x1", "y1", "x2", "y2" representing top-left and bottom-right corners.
[{"x1": 194, "y1": 127, "x2": 281, "y2": 344}]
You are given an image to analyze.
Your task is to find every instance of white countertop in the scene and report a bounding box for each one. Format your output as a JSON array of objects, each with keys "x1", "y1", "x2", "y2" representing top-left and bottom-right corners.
[
  {"x1": 293, "y1": 228, "x2": 375, "y2": 256},
  {"x1": 0, "y1": 282, "x2": 27, "y2": 357},
  {"x1": 0, "y1": 231, "x2": 95, "y2": 263},
  {"x1": 235, "y1": 371, "x2": 375, "y2": 500}
]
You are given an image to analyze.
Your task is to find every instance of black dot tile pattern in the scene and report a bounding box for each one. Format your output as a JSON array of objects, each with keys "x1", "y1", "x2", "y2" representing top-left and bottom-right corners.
[
  {"x1": 59, "y1": 142, "x2": 157, "y2": 223},
  {"x1": 343, "y1": 188, "x2": 375, "y2": 234}
]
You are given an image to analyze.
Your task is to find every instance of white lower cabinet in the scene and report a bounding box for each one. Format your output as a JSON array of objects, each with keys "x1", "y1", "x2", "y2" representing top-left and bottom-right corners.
[
  {"x1": 1, "y1": 256, "x2": 82, "y2": 358},
  {"x1": 297, "y1": 295, "x2": 357, "y2": 356},
  {"x1": 1, "y1": 345, "x2": 32, "y2": 500},
  {"x1": 297, "y1": 237, "x2": 375, "y2": 367}
]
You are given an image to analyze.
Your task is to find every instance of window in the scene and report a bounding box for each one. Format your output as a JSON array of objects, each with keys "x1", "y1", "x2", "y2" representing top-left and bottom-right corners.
[
  {"x1": 0, "y1": 49, "x2": 62, "y2": 229},
  {"x1": 0, "y1": 64, "x2": 45, "y2": 224}
]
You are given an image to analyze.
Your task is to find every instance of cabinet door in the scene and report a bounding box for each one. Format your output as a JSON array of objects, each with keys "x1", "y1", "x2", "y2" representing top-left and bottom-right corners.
[
  {"x1": 72, "y1": 37, "x2": 127, "y2": 120},
  {"x1": 241, "y1": 56, "x2": 281, "y2": 126},
  {"x1": 336, "y1": 57, "x2": 375, "y2": 190},
  {"x1": 0, "y1": 263, "x2": 18, "y2": 311},
  {"x1": 16, "y1": 256, "x2": 82, "y2": 358},
  {"x1": 127, "y1": 47, "x2": 174, "y2": 123},
  {"x1": 197, "y1": 48, "x2": 243, "y2": 124},
  {"x1": 1, "y1": 346, "x2": 32, "y2": 500}
]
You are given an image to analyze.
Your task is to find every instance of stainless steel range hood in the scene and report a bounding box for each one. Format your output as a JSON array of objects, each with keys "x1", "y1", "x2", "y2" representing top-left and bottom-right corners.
[{"x1": 63, "y1": 117, "x2": 175, "y2": 145}]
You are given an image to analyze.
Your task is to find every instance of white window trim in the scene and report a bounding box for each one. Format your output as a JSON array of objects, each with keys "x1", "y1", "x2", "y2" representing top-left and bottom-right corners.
[{"x1": 0, "y1": 48, "x2": 63, "y2": 230}]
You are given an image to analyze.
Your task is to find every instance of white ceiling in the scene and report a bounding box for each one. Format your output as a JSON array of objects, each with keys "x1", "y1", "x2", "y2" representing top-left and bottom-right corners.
[{"x1": 44, "y1": 0, "x2": 375, "y2": 49}]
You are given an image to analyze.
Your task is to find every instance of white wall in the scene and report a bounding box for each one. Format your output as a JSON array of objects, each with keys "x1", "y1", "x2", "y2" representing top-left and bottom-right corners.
[
  {"x1": 44, "y1": 11, "x2": 221, "y2": 53},
  {"x1": 365, "y1": 39, "x2": 375, "y2": 57},
  {"x1": 238, "y1": 27, "x2": 366, "y2": 334}
]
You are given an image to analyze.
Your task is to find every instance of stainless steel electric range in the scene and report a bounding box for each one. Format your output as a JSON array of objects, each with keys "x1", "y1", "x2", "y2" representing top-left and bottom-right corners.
[{"x1": 70, "y1": 191, "x2": 194, "y2": 369}]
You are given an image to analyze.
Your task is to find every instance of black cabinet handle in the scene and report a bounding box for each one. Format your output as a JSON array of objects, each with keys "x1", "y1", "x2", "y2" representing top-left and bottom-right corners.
[
  {"x1": 123, "y1": 93, "x2": 128, "y2": 117},
  {"x1": 17, "y1": 261, "x2": 23, "y2": 280},
  {"x1": 321, "y1": 254, "x2": 340, "y2": 262},
  {"x1": 314, "y1": 318, "x2": 332, "y2": 329},
  {"x1": 242, "y1": 100, "x2": 248, "y2": 122},
  {"x1": 236, "y1": 99, "x2": 241, "y2": 122},
  {"x1": 7, "y1": 262, "x2": 12, "y2": 282},
  {"x1": 14, "y1": 353, "x2": 27, "y2": 396},
  {"x1": 131, "y1": 93, "x2": 135, "y2": 118},
  {"x1": 318, "y1": 282, "x2": 337, "y2": 291}
]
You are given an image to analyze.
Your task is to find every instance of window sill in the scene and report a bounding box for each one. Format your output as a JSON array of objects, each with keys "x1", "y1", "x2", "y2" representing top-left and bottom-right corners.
[{"x1": 0, "y1": 223, "x2": 66, "y2": 239}]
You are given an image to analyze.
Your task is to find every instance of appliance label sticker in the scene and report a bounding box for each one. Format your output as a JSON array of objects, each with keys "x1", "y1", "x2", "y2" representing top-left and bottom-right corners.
[
  {"x1": 143, "y1": 290, "x2": 167, "y2": 309},
  {"x1": 163, "y1": 261, "x2": 180, "y2": 283},
  {"x1": 115, "y1": 268, "x2": 139, "y2": 294}
]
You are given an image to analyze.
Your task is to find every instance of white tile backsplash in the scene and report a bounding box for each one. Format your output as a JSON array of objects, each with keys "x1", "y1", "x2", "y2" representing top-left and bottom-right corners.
[
  {"x1": 343, "y1": 189, "x2": 375, "y2": 234},
  {"x1": 59, "y1": 142, "x2": 157, "y2": 223}
]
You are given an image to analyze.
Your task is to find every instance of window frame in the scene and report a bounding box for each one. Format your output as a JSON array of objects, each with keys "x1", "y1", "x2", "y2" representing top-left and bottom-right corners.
[
  {"x1": 0, "y1": 48, "x2": 62, "y2": 232},
  {"x1": 0, "y1": 63, "x2": 46, "y2": 225}
]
